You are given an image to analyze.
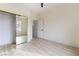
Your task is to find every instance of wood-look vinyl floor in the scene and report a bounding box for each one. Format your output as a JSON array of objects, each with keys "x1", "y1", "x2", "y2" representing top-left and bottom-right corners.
[{"x1": 0, "y1": 38, "x2": 79, "y2": 56}]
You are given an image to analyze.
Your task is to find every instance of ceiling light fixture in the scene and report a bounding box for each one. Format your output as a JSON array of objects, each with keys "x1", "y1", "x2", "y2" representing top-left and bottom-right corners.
[{"x1": 41, "y1": 3, "x2": 43, "y2": 7}]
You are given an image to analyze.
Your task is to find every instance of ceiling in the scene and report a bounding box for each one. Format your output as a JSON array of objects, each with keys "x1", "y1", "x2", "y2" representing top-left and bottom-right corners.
[
  {"x1": 0, "y1": 3, "x2": 61, "y2": 13},
  {"x1": 20, "y1": 3, "x2": 60, "y2": 13}
]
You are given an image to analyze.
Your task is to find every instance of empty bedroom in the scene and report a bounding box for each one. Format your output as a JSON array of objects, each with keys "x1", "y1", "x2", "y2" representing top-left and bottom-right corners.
[{"x1": 0, "y1": 3, "x2": 79, "y2": 56}]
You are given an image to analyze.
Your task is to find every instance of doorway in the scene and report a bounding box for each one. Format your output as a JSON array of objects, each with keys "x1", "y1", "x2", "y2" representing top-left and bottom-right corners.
[{"x1": 33, "y1": 20, "x2": 38, "y2": 38}]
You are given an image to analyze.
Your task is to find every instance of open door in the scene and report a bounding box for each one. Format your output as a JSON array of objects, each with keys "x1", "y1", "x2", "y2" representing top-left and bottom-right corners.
[{"x1": 33, "y1": 20, "x2": 38, "y2": 38}]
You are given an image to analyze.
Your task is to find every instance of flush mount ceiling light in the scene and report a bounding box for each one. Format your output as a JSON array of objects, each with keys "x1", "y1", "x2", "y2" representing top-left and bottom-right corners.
[{"x1": 41, "y1": 3, "x2": 43, "y2": 7}]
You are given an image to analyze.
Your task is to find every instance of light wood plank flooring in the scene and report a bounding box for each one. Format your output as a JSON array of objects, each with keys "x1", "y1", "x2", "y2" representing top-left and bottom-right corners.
[{"x1": 0, "y1": 38, "x2": 79, "y2": 56}]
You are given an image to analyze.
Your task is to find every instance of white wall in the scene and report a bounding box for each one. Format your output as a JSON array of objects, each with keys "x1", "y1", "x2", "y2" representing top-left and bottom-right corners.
[
  {"x1": 38, "y1": 4, "x2": 79, "y2": 48},
  {"x1": 0, "y1": 11, "x2": 16, "y2": 46}
]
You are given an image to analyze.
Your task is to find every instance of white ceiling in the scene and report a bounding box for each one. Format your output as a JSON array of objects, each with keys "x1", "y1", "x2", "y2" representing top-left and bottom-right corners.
[
  {"x1": 0, "y1": 3, "x2": 63, "y2": 13},
  {"x1": 20, "y1": 3, "x2": 59, "y2": 13},
  {"x1": 0, "y1": 3, "x2": 61, "y2": 13}
]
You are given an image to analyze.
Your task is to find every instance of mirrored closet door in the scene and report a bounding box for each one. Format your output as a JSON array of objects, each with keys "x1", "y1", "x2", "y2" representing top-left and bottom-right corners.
[{"x1": 16, "y1": 15, "x2": 28, "y2": 44}]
